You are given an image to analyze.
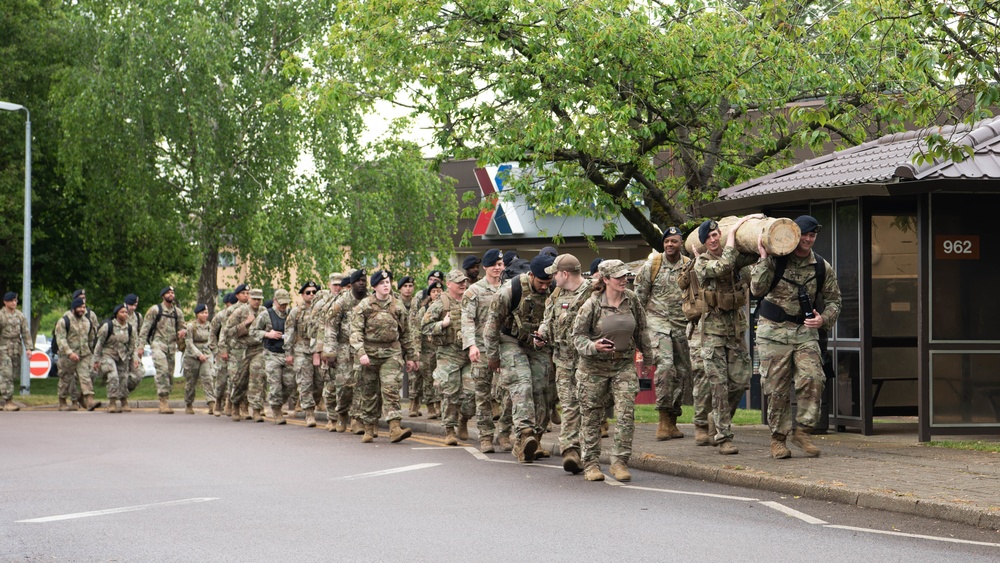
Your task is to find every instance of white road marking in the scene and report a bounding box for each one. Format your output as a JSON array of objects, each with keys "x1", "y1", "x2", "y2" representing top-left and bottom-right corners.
[
  {"x1": 622, "y1": 485, "x2": 759, "y2": 502},
  {"x1": 760, "y1": 501, "x2": 828, "y2": 524},
  {"x1": 824, "y1": 525, "x2": 1000, "y2": 547},
  {"x1": 463, "y1": 446, "x2": 492, "y2": 461},
  {"x1": 17, "y1": 498, "x2": 218, "y2": 523},
  {"x1": 486, "y1": 459, "x2": 563, "y2": 468},
  {"x1": 335, "y1": 463, "x2": 440, "y2": 481}
]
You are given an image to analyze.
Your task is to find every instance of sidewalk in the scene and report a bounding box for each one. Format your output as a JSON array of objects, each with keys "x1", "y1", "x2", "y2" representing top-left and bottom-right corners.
[{"x1": 24, "y1": 399, "x2": 1000, "y2": 529}]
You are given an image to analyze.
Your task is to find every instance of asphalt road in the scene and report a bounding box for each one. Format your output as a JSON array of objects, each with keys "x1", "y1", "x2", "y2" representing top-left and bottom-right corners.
[{"x1": 2, "y1": 410, "x2": 999, "y2": 562}]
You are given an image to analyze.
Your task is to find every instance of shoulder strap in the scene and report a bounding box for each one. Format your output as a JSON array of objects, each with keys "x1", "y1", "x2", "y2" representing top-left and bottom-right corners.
[
  {"x1": 510, "y1": 275, "x2": 523, "y2": 312},
  {"x1": 62, "y1": 315, "x2": 71, "y2": 332},
  {"x1": 766, "y1": 255, "x2": 789, "y2": 296},
  {"x1": 551, "y1": 287, "x2": 561, "y2": 300},
  {"x1": 267, "y1": 307, "x2": 279, "y2": 329},
  {"x1": 649, "y1": 252, "x2": 663, "y2": 284},
  {"x1": 440, "y1": 293, "x2": 450, "y2": 312}
]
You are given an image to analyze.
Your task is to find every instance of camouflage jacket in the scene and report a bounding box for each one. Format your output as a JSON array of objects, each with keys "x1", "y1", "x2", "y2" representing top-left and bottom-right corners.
[
  {"x1": 251, "y1": 306, "x2": 287, "y2": 355},
  {"x1": 139, "y1": 303, "x2": 185, "y2": 348},
  {"x1": 350, "y1": 295, "x2": 416, "y2": 360},
  {"x1": 55, "y1": 312, "x2": 95, "y2": 358},
  {"x1": 184, "y1": 320, "x2": 212, "y2": 359},
  {"x1": 0, "y1": 307, "x2": 31, "y2": 354},
  {"x1": 284, "y1": 301, "x2": 315, "y2": 355},
  {"x1": 209, "y1": 305, "x2": 232, "y2": 356},
  {"x1": 484, "y1": 275, "x2": 548, "y2": 362},
  {"x1": 634, "y1": 252, "x2": 690, "y2": 335},
  {"x1": 421, "y1": 292, "x2": 463, "y2": 353},
  {"x1": 311, "y1": 290, "x2": 336, "y2": 353},
  {"x1": 538, "y1": 278, "x2": 592, "y2": 369},
  {"x1": 460, "y1": 277, "x2": 502, "y2": 351},
  {"x1": 93, "y1": 318, "x2": 135, "y2": 362},
  {"x1": 694, "y1": 246, "x2": 756, "y2": 337},
  {"x1": 225, "y1": 302, "x2": 263, "y2": 351},
  {"x1": 750, "y1": 251, "x2": 842, "y2": 345},
  {"x1": 572, "y1": 289, "x2": 654, "y2": 362},
  {"x1": 409, "y1": 294, "x2": 438, "y2": 352},
  {"x1": 323, "y1": 291, "x2": 363, "y2": 359}
]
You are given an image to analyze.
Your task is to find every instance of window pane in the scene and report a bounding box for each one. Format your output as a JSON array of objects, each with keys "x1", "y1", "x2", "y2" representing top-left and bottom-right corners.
[
  {"x1": 810, "y1": 203, "x2": 833, "y2": 259},
  {"x1": 931, "y1": 353, "x2": 1000, "y2": 425},
  {"x1": 871, "y1": 215, "x2": 917, "y2": 338},
  {"x1": 836, "y1": 202, "x2": 860, "y2": 338},
  {"x1": 872, "y1": 347, "x2": 918, "y2": 409},
  {"x1": 834, "y1": 349, "x2": 860, "y2": 418}
]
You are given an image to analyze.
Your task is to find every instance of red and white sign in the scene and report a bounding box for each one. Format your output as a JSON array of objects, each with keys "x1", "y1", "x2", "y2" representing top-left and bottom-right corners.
[{"x1": 29, "y1": 351, "x2": 51, "y2": 378}]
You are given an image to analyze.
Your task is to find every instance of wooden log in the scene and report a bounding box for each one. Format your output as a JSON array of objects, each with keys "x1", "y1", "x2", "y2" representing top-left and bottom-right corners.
[{"x1": 685, "y1": 216, "x2": 801, "y2": 256}]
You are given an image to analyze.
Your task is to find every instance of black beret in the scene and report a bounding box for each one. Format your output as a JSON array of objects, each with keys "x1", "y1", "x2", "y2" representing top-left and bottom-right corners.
[
  {"x1": 160, "y1": 286, "x2": 174, "y2": 297},
  {"x1": 698, "y1": 219, "x2": 719, "y2": 244},
  {"x1": 483, "y1": 248, "x2": 503, "y2": 267},
  {"x1": 503, "y1": 251, "x2": 519, "y2": 267},
  {"x1": 539, "y1": 246, "x2": 558, "y2": 258},
  {"x1": 589, "y1": 258, "x2": 603, "y2": 275},
  {"x1": 370, "y1": 269, "x2": 392, "y2": 287},
  {"x1": 124, "y1": 293, "x2": 138, "y2": 305},
  {"x1": 234, "y1": 283, "x2": 249, "y2": 295},
  {"x1": 349, "y1": 269, "x2": 367, "y2": 284},
  {"x1": 462, "y1": 255, "x2": 481, "y2": 269},
  {"x1": 3, "y1": 291, "x2": 16, "y2": 302},
  {"x1": 427, "y1": 279, "x2": 443, "y2": 291},
  {"x1": 662, "y1": 226, "x2": 683, "y2": 244},
  {"x1": 529, "y1": 254, "x2": 555, "y2": 280},
  {"x1": 299, "y1": 281, "x2": 319, "y2": 294},
  {"x1": 194, "y1": 303, "x2": 207, "y2": 314},
  {"x1": 794, "y1": 215, "x2": 822, "y2": 234},
  {"x1": 112, "y1": 304, "x2": 126, "y2": 316},
  {"x1": 71, "y1": 297, "x2": 85, "y2": 309},
  {"x1": 340, "y1": 276, "x2": 352, "y2": 287},
  {"x1": 72, "y1": 289, "x2": 85, "y2": 300},
  {"x1": 223, "y1": 292, "x2": 236, "y2": 305},
  {"x1": 397, "y1": 276, "x2": 414, "y2": 290},
  {"x1": 427, "y1": 269, "x2": 444, "y2": 281}
]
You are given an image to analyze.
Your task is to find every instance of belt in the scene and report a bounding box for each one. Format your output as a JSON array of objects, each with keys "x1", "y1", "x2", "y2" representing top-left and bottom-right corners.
[
  {"x1": 364, "y1": 340, "x2": 400, "y2": 349},
  {"x1": 758, "y1": 299, "x2": 806, "y2": 325}
]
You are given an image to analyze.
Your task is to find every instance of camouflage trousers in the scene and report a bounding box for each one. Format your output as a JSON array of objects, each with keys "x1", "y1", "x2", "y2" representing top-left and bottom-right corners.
[
  {"x1": 265, "y1": 351, "x2": 296, "y2": 409},
  {"x1": 213, "y1": 354, "x2": 229, "y2": 405},
  {"x1": 182, "y1": 355, "x2": 216, "y2": 405},
  {"x1": 57, "y1": 355, "x2": 93, "y2": 399},
  {"x1": 127, "y1": 353, "x2": 143, "y2": 393},
  {"x1": 472, "y1": 361, "x2": 496, "y2": 439},
  {"x1": 498, "y1": 340, "x2": 549, "y2": 435},
  {"x1": 329, "y1": 343, "x2": 355, "y2": 417},
  {"x1": 292, "y1": 351, "x2": 320, "y2": 409},
  {"x1": 578, "y1": 357, "x2": 639, "y2": 466},
  {"x1": 432, "y1": 349, "x2": 475, "y2": 430},
  {"x1": 689, "y1": 331, "x2": 711, "y2": 426},
  {"x1": 758, "y1": 338, "x2": 825, "y2": 436},
  {"x1": 411, "y1": 342, "x2": 439, "y2": 407},
  {"x1": 701, "y1": 334, "x2": 751, "y2": 443},
  {"x1": 357, "y1": 351, "x2": 405, "y2": 424},
  {"x1": 492, "y1": 368, "x2": 514, "y2": 436},
  {"x1": 150, "y1": 342, "x2": 178, "y2": 397},
  {"x1": 554, "y1": 363, "x2": 582, "y2": 452},
  {"x1": 98, "y1": 355, "x2": 137, "y2": 400},
  {"x1": 651, "y1": 330, "x2": 691, "y2": 417},
  {"x1": 247, "y1": 351, "x2": 266, "y2": 410},
  {"x1": 227, "y1": 347, "x2": 255, "y2": 408},
  {"x1": 0, "y1": 347, "x2": 22, "y2": 401}
]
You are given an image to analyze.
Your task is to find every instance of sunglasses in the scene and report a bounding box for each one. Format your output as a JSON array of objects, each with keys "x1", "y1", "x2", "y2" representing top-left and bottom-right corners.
[{"x1": 304, "y1": 290, "x2": 317, "y2": 295}]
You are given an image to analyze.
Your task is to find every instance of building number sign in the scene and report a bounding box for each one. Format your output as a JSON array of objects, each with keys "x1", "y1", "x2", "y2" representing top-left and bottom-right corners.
[{"x1": 934, "y1": 235, "x2": 980, "y2": 260}]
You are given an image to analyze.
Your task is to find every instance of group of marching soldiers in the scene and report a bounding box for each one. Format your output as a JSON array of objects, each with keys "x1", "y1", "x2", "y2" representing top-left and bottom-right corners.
[{"x1": 3, "y1": 213, "x2": 840, "y2": 481}]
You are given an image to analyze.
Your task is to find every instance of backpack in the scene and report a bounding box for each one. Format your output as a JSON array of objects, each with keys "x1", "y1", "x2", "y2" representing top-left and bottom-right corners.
[
  {"x1": 147, "y1": 304, "x2": 186, "y2": 352},
  {"x1": 755, "y1": 252, "x2": 829, "y2": 352},
  {"x1": 50, "y1": 315, "x2": 71, "y2": 355},
  {"x1": 677, "y1": 259, "x2": 704, "y2": 322},
  {"x1": 95, "y1": 319, "x2": 133, "y2": 350}
]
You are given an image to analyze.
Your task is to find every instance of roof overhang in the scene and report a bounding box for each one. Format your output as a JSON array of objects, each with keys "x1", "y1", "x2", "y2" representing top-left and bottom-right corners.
[{"x1": 700, "y1": 181, "x2": 896, "y2": 215}]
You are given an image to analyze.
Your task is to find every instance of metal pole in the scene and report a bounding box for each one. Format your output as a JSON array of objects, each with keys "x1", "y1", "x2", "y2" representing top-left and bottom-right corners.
[{"x1": 20, "y1": 109, "x2": 31, "y2": 395}]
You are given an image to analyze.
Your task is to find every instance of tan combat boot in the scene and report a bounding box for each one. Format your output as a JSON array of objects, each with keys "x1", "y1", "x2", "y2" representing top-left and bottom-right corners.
[
  {"x1": 3, "y1": 401, "x2": 18, "y2": 412},
  {"x1": 336, "y1": 414, "x2": 349, "y2": 433},
  {"x1": 444, "y1": 428, "x2": 458, "y2": 446},
  {"x1": 609, "y1": 460, "x2": 632, "y2": 482},
  {"x1": 656, "y1": 411, "x2": 671, "y2": 441},
  {"x1": 272, "y1": 405, "x2": 286, "y2": 425},
  {"x1": 600, "y1": 419, "x2": 610, "y2": 438},
  {"x1": 86, "y1": 395, "x2": 101, "y2": 412},
  {"x1": 706, "y1": 418, "x2": 719, "y2": 445},
  {"x1": 222, "y1": 399, "x2": 232, "y2": 417},
  {"x1": 304, "y1": 407, "x2": 316, "y2": 428},
  {"x1": 533, "y1": 433, "x2": 551, "y2": 459},
  {"x1": 427, "y1": 403, "x2": 440, "y2": 420},
  {"x1": 242, "y1": 403, "x2": 252, "y2": 420},
  {"x1": 516, "y1": 429, "x2": 537, "y2": 463},
  {"x1": 185, "y1": 403, "x2": 195, "y2": 415},
  {"x1": 389, "y1": 420, "x2": 412, "y2": 443},
  {"x1": 106, "y1": 398, "x2": 117, "y2": 413},
  {"x1": 206, "y1": 401, "x2": 215, "y2": 415},
  {"x1": 67, "y1": 398, "x2": 79, "y2": 412},
  {"x1": 791, "y1": 427, "x2": 821, "y2": 457},
  {"x1": 718, "y1": 439, "x2": 739, "y2": 455},
  {"x1": 351, "y1": 418, "x2": 364, "y2": 435},
  {"x1": 480, "y1": 438, "x2": 495, "y2": 453},
  {"x1": 157, "y1": 396, "x2": 172, "y2": 414},
  {"x1": 409, "y1": 401, "x2": 421, "y2": 417},
  {"x1": 771, "y1": 433, "x2": 791, "y2": 459},
  {"x1": 58, "y1": 397, "x2": 68, "y2": 411},
  {"x1": 251, "y1": 408, "x2": 264, "y2": 423},
  {"x1": 550, "y1": 407, "x2": 562, "y2": 425},
  {"x1": 562, "y1": 448, "x2": 583, "y2": 474},
  {"x1": 584, "y1": 464, "x2": 605, "y2": 481},
  {"x1": 666, "y1": 415, "x2": 684, "y2": 439},
  {"x1": 694, "y1": 424, "x2": 711, "y2": 446},
  {"x1": 231, "y1": 404, "x2": 242, "y2": 421},
  {"x1": 496, "y1": 433, "x2": 513, "y2": 452},
  {"x1": 120, "y1": 399, "x2": 132, "y2": 412},
  {"x1": 75, "y1": 397, "x2": 85, "y2": 410},
  {"x1": 324, "y1": 419, "x2": 335, "y2": 431},
  {"x1": 361, "y1": 423, "x2": 375, "y2": 443},
  {"x1": 457, "y1": 416, "x2": 470, "y2": 440}
]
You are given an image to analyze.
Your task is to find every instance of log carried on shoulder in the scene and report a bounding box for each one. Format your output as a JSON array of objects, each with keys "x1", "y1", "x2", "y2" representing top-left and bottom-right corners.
[{"x1": 685, "y1": 215, "x2": 801, "y2": 256}]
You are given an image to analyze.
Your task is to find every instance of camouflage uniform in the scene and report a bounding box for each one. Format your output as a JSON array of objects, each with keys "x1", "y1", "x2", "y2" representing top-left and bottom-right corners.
[
  {"x1": 182, "y1": 319, "x2": 216, "y2": 405},
  {"x1": 694, "y1": 246, "x2": 756, "y2": 444},
  {"x1": 537, "y1": 278, "x2": 592, "y2": 454},
  {"x1": 285, "y1": 300, "x2": 321, "y2": 409},
  {"x1": 127, "y1": 309, "x2": 144, "y2": 393},
  {"x1": 634, "y1": 253, "x2": 692, "y2": 417},
  {"x1": 484, "y1": 275, "x2": 550, "y2": 438},
  {"x1": 350, "y1": 294, "x2": 417, "y2": 424},
  {"x1": 688, "y1": 320, "x2": 711, "y2": 426},
  {"x1": 252, "y1": 306, "x2": 296, "y2": 411},
  {"x1": 408, "y1": 295, "x2": 440, "y2": 411},
  {"x1": 751, "y1": 252, "x2": 841, "y2": 436},
  {"x1": 461, "y1": 277, "x2": 507, "y2": 441},
  {"x1": 225, "y1": 301, "x2": 263, "y2": 410},
  {"x1": 324, "y1": 291, "x2": 363, "y2": 420},
  {"x1": 209, "y1": 305, "x2": 232, "y2": 407},
  {"x1": 422, "y1": 295, "x2": 474, "y2": 431},
  {"x1": 572, "y1": 289, "x2": 654, "y2": 469},
  {"x1": 93, "y1": 319, "x2": 135, "y2": 400},
  {"x1": 139, "y1": 303, "x2": 185, "y2": 397},
  {"x1": 0, "y1": 306, "x2": 31, "y2": 402},
  {"x1": 54, "y1": 313, "x2": 95, "y2": 400}
]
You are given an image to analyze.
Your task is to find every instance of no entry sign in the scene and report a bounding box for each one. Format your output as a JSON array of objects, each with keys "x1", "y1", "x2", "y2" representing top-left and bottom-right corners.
[{"x1": 29, "y1": 351, "x2": 51, "y2": 378}]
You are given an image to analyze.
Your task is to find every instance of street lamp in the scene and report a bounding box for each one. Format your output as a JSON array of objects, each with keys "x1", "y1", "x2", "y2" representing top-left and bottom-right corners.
[{"x1": 0, "y1": 101, "x2": 32, "y2": 396}]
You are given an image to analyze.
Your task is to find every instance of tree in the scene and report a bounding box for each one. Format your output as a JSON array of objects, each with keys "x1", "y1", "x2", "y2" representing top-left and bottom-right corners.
[{"x1": 315, "y1": 0, "x2": 955, "y2": 247}]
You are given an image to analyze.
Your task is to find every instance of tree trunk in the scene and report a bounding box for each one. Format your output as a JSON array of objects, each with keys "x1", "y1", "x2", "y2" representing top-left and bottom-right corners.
[{"x1": 197, "y1": 243, "x2": 220, "y2": 317}]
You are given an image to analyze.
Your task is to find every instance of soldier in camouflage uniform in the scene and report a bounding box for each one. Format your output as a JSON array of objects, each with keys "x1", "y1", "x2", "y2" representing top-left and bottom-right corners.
[
  {"x1": 209, "y1": 292, "x2": 238, "y2": 417},
  {"x1": 572, "y1": 260, "x2": 655, "y2": 482},
  {"x1": 313, "y1": 273, "x2": 343, "y2": 429},
  {"x1": 285, "y1": 282, "x2": 321, "y2": 426},
  {"x1": 485, "y1": 255, "x2": 554, "y2": 463},
  {"x1": 694, "y1": 217, "x2": 759, "y2": 454},
  {"x1": 634, "y1": 226, "x2": 693, "y2": 441},
  {"x1": 55, "y1": 298, "x2": 100, "y2": 411},
  {"x1": 123, "y1": 294, "x2": 144, "y2": 411},
  {"x1": 225, "y1": 287, "x2": 264, "y2": 422},
  {"x1": 687, "y1": 318, "x2": 715, "y2": 445},
  {"x1": 350, "y1": 269, "x2": 418, "y2": 443},
  {"x1": 92, "y1": 304, "x2": 137, "y2": 413},
  {"x1": 461, "y1": 249, "x2": 512, "y2": 452},
  {"x1": 324, "y1": 270, "x2": 366, "y2": 432},
  {"x1": 0, "y1": 292, "x2": 31, "y2": 411},
  {"x1": 139, "y1": 286, "x2": 187, "y2": 414},
  {"x1": 409, "y1": 270, "x2": 445, "y2": 418},
  {"x1": 536, "y1": 254, "x2": 592, "y2": 473},
  {"x1": 751, "y1": 215, "x2": 841, "y2": 459},
  {"x1": 252, "y1": 289, "x2": 296, "y2": 425},
  {"x1": 422, "y1": 270, "x2": 474, "y2": 445},
  {"x1": 182, "y1": 304, "x2": 215, "y2": 415}
]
